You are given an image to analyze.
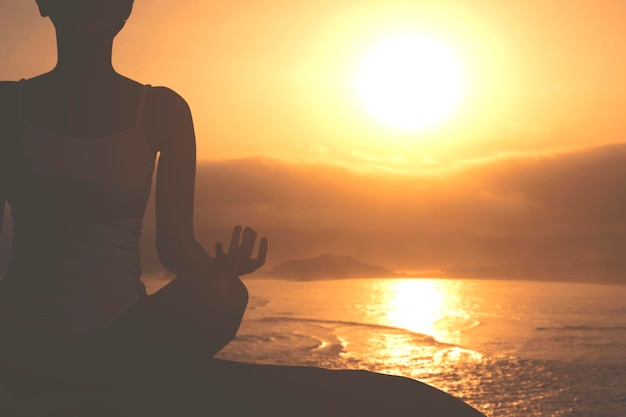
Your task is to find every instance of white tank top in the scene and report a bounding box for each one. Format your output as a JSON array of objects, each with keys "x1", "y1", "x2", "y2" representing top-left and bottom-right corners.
[{"x1": 0, "y1": 80, "x2": 156, "y2": 342}]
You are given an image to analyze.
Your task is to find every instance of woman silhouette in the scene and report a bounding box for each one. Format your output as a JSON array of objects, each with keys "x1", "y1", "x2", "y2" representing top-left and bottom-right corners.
[
  {"x1": 0, "y1": 1, "x2": 485, "y2": 416},
  {"x1": 1, "y1": 0, "x2": 266, "y2": 403}
]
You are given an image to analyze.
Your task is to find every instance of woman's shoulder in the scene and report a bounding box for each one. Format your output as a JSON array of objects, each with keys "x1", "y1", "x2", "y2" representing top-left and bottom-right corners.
[
  {"x1": 0, "y1": 81, "x2": 20, "y2": 128},
  {"x1": 145, "y1": 86, "x2": 192, "y2": 117},
  {"x1": 0, "y1": 81, "x2": 19, "y2": 107},
  {"x1": 142, "y1": 86, "x2": 195, "y2": 152},
  {"x1": 0, "y1": 80, "x2": 19, "y2": 89},
  {"x1": 0, "y1": 81, "x2": 20, "y2": 160}
]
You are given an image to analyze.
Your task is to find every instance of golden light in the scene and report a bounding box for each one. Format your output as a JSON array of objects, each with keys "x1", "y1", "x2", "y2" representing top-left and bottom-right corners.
[
  {"x1": 354, "y1": 33, "x2": 464, "y2": 131},
  {"x1": 385, "y1": 279, "x2": 445, "y2": 336}
]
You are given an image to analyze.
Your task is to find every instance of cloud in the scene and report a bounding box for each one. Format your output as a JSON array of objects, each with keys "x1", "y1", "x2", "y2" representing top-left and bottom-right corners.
[
  {"x1": 349, "y1": 150, "x2": 407, "y2": 165},
  {"x1": 185, "y1": 143, "x2": 626, "y2": 236},
  {"x1": 480, "y1": 143, "x2": 626, "y2": 226}
]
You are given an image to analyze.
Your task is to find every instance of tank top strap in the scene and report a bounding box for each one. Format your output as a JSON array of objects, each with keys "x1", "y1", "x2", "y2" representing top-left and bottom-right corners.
[
  {"x1": 17, "y1": 79, "x2": 26, "y2": 123},
  {"x1": 136, "y1": 84, "x2": 151, "y2": 126}
]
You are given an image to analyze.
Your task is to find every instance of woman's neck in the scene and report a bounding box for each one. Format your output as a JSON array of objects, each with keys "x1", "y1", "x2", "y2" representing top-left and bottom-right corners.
[{"x1": 52, "y1": 31, "x2": 117, "y2": 85}]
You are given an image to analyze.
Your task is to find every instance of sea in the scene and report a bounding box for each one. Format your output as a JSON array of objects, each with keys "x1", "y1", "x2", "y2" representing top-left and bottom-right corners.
[{"x1": 146, "y1": 277, "x2": 626, "y2": 417}]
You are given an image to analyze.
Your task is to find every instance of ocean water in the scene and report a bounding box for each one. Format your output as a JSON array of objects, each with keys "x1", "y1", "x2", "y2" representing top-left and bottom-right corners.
[{"x1": 206, "y1": 278, "x2": 626, "y2": 417}]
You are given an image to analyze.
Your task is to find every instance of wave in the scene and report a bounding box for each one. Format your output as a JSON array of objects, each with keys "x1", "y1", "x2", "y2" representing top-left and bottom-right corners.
[
  {"x1": 536, "y1": 325, "x2": 626, "y2": 332},
  {"x1": 256, "y1": 316, "x2": 450, "y2": 347},
  {"x1": 312, "y1": 339, "x2": 345, "y2": 355},
  {"x1": 247, "y1": 295, "x2": 270, "y2": 310}
]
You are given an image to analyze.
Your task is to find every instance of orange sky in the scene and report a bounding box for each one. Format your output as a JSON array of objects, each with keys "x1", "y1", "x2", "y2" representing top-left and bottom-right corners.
[
  {"x1": 3, "y1": 0, "x2": 626, "y2": 236},
  {"x1": 3, "y1": 1, "x2": 626, "y2": 165}
]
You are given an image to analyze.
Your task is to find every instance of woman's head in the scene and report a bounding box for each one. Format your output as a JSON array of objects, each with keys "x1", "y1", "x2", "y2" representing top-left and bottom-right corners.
[{"x1": 36, "y1": 0, "x2": 134, "y2": 38}]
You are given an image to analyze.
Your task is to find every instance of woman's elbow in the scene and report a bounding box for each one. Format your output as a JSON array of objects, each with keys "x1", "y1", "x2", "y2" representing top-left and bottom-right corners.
[
  {"x1": 156, "y1": 239, "x2": 188, "y2": 274},
  {"x1": 156, "y1": 237, "x2": 209, "y2": 275}
]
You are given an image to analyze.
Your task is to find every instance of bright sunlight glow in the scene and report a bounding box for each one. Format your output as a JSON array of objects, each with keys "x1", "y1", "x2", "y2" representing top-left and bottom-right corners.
[
  {"x1": 385, "y1": 279, "x2": 445, "y2": 337},
  {"x1": 355, "y1": 33, "x2": 464, "y2": 131}
]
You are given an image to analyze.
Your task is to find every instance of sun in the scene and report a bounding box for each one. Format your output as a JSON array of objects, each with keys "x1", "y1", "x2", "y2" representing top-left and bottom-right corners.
[{"x1": 354, "y1": 33, "x2": 464, "y2": 131}]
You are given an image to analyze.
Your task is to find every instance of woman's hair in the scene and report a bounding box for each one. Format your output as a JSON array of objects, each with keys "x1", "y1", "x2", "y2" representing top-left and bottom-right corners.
[{"x1": 36, "y1": 0, "x2": 134, "y2": 33}]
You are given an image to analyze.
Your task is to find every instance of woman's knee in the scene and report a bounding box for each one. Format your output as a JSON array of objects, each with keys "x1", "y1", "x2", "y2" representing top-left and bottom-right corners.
[{"x1": 151, "y1": 271, "x2": 249, "y2": 336}]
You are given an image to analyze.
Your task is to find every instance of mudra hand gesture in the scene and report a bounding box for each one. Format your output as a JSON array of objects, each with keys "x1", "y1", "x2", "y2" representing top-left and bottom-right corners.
[{"x1": 215, "y1": 226, "x2": 268, "y2": 276}]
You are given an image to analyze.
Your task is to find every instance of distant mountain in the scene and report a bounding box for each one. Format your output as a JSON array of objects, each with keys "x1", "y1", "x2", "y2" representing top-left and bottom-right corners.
[
  {"x1": 263, "y1": 254, "x2": 397, "y2": 281},
  {"x1": 104, "y1": 228, "x2": 626, "y2": 284},
  {"x1": 3, "y1": 224, "x2": 626, "y2": 285}
]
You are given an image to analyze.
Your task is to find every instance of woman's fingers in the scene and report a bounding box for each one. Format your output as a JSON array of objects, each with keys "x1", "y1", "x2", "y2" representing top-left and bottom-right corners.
[
  {"x1": 255, "y1": 237, "x2": 268, "y2": 267},
  {"x1": 215, "y1": 241, "x2": 225, "y2": 258},
  {"x1": 219, "y1": 225, "x2": 268, "y2": 275},
  {"x1": 241, "y1": 227, "x2": 257, "y2": 258},
  {"x1": 229, "y1": 225, "x2": 242, "y2": 254}
]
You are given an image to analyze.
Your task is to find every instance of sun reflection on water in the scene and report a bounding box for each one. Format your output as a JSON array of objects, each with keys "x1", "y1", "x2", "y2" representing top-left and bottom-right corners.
[
  {"x1": 219, "y1": 278, "x2": 626, "y2": 417},
  {"x1": 384, "y1": 279, "x2": 448, "y2": 338},
  {"x1": 373, "y1": 279, "x2": 483, "y2": 379}
]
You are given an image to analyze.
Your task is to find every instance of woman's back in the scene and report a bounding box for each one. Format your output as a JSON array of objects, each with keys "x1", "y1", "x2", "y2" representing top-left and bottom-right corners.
[{"x1": 0, "y1": 77, "x2": 156, "y2": 341}]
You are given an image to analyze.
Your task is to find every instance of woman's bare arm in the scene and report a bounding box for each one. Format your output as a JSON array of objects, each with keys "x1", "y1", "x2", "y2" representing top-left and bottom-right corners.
[
  {"x1": 0, "y1": 81, "x2": 18, "y2": 240},
  {"x1": 0, "y1": 201, "x2": 4, "y2": 239},
  {"x1": 143, "y1": 86, "x2": 211, "y2": 275},
  {"x1": 144, "y1": 87, "x2": 266, "y2": 277}
]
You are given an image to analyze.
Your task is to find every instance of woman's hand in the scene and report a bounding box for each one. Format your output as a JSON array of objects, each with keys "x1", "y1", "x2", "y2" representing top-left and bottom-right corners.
[{"x1": 214, "y1": 226, "x2": 268, "y2": 276}]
